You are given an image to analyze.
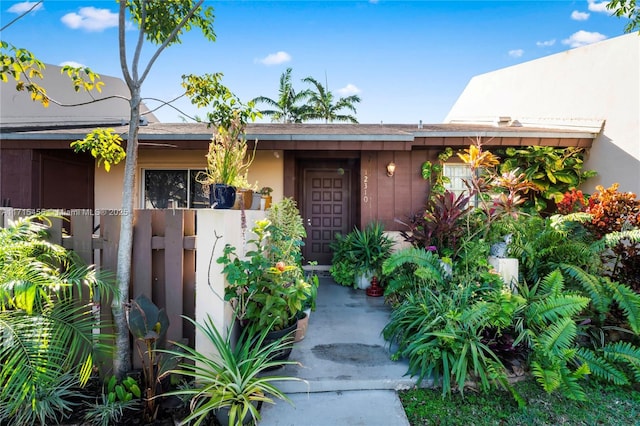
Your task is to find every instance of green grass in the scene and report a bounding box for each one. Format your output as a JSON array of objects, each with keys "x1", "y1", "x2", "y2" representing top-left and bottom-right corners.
[{"x1": 400, "y1": 380, "x2": 640, "y2": 426}]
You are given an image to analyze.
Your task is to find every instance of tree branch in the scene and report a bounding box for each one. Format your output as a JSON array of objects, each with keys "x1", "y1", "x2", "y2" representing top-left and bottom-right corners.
[
  {"x1": 0, "y1": 0, "x2": 42, "y2": 31},
  {"x1": 131, "y1": 0, "x2": 148, "y2": 83},
  {"x1": 118, "y1": 1, "x2": 133, "y2": 87},
  {"x1": 138, "y1": 0, "x2": 204, "y2": 85}
]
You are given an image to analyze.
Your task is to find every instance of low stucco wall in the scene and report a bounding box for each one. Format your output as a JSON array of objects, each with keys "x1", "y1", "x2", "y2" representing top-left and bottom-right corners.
[{"x1": 194, "y1": 209, "x2": 267, "y2": 353}]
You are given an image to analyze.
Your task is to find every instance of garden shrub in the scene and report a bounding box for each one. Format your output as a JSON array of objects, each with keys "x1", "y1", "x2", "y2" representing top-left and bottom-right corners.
[{"x1": 383, "y1": 141, "x2": 640, "y2": 404}]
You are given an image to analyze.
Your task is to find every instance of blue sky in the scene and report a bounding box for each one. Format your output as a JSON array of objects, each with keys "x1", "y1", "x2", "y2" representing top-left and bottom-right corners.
[{"x1": 0, "y1": 0, "x2": 629, "y2": 124}]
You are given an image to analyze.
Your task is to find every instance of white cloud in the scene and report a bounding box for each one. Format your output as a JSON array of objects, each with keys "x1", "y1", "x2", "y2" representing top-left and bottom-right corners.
[
  {"x1": 587, "y1": 0, "x2": 610, "y2": 13},
  {"x1": 256, "y1": 51, "x2": 292, "y2": 66},
  {"x1": 337, "y1": 84, "x2": 361, "y2": 96},
  {"x1": 61, "y1": 7, "x2": 118, "y2": 32},
  {"x1": 7, "y1": 1, "x2": 43, "y2": 13},
  {"x1": 562, "y1": 30, "x2": 607, "y2": 47},
  {"x1": 59, "y1": 61, "x2": 86, "y2": 68},
  {"x1": 536, "y1": 39, "x2": 556, "y2": 47},
  {"x1": 508, "y1": 49, "x2": 524, "y2": 58},
  {"x1": 571, "y1": 10, "x2": 590, "y2": 20}
]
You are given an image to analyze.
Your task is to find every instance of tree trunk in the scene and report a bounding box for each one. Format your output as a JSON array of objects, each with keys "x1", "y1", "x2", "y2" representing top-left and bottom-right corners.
[{"x1": 112, "y1": 87, "x2": 141, "y2": 379}]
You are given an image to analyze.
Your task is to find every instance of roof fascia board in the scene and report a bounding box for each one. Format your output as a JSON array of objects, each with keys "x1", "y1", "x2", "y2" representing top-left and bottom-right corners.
[{"x1": 414, "y1": 130, "x2": 597, "y2": 139}]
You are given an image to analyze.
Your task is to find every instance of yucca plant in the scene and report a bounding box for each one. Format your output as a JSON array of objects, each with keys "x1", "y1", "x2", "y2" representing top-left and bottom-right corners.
[
  {"x1": 0, "y1": 215, "x2": 116, "y2": 425},
  {"x1": 161, "y1": 315, "x2": 303, "y2": 426}
]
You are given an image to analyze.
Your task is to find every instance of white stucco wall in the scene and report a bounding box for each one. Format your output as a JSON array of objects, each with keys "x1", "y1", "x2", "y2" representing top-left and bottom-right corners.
[
  {"x1": 94, "y1": 149, "x2": 284, "y2": 209},
  {"x1": 446, "y1": 33, "x2": 640, "y2": 195},
  {"x1": 194, "y1": 209, "x2": 266, "y2": 350}
]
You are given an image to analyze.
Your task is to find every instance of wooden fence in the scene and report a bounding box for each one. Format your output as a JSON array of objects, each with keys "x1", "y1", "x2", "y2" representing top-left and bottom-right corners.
[{"x1": 0, "y1": 208, "x2": 197, "y2": 366}]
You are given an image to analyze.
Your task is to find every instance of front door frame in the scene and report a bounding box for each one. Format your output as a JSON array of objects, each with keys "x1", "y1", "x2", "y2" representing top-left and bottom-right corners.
[{"x1": 284, "y1": 151, "x2": 360, "y2": 265}]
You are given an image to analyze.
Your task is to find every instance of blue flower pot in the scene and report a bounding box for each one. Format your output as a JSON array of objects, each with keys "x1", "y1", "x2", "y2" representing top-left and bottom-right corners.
[{"x1": 210, "y1": 184, "x2": 236, "y2": 209}]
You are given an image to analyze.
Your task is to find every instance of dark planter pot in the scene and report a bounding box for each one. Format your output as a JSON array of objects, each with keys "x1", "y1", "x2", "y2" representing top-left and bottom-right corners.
[
  {"x1": 240, "y1": 320, "x2": 296, "y2": 369},
  {"x1": 210, "y1": 184, "x2": 236, "y2": 209},
  {"x1": 262, "y1": 321, "x2": 297, "y2": 366}
]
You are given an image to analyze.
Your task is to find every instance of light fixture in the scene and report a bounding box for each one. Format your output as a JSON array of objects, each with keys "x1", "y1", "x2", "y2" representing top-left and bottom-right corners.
[{"x1": 386, "y1": 161, "x2": 396, "y2": 177}]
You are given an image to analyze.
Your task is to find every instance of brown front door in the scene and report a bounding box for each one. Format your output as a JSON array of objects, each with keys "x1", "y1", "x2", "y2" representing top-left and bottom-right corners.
[{"x1": 301, "y1": 162, "x2": 355, "y2": 265}]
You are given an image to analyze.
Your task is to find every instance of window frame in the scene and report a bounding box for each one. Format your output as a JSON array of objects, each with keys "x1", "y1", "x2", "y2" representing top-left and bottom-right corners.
[{"x1": 140, "y1": 168, "x2": 207, "y2": 209}]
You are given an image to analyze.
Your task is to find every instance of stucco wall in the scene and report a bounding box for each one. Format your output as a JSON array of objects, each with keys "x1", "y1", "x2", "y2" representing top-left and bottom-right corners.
[
  {"x1": 94, "y1": 149, "x2": 284, "y2": 209},
  {"x1": 446, "y1": 33, "x2": 639, "y2": 195}
]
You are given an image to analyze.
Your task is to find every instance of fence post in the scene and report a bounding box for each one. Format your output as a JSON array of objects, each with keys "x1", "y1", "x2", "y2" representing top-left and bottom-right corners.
[
  {"x1": 164, "y1": 209, "x2": 185, "y2": 345},
  {"x1": 70, "y1": 211, "x2": 95, "y2": 265},
  {"x1": 132, "y1": 210, "x2": 153, "y2": 299}
]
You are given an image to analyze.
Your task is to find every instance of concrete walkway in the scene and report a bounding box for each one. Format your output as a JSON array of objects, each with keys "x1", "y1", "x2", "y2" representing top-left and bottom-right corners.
[{"x1": 259, "y1": 276, "x2": 422, "y2": 426}]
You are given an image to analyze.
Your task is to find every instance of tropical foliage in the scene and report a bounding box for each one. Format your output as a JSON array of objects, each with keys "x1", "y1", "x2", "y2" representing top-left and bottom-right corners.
[
  {"x1": 497, "y1": 146, "x2": 596, "y2": 212},
  {"x1": 386, "y1": 141, "x2": 640, "y2": 404},
  {"x1": 252, "y1": 69, "x2": 362, "y2": 123},
  {"x1": 607, "y1": 0, "x2": 640, "y2": 32},
  {"x1": 252, "y1": 68, "x2": 311, "y2": 123},
  {"x1": 0, "y1": 215, "x2": 116, "y2": 424},
  {"x1": 329, "y1": 222, "x2": 394, "y2": 287},
  {"x1": 302, "y1": 76, "x2": 361, "y2": 123},
  {"x1": 219, "y1": 219, "x2": 312, "y2": 331},
  {"x1": 161, "y1": 315, "x2": 302, "y2": 426}
]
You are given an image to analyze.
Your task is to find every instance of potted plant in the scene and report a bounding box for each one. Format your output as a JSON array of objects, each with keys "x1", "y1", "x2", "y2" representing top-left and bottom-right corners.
[
  {"x1": 161, "y1": 315, "x2": 302, "y2": 426},
  {"x1": 218, "y1": 219, "x2": 312, "y2": 360},
  {"x1": 259, "y1": 186, "x2": 273, "y2": 210},
  {"x1": 231, "y1": 175, "x2": 257, "y2": 211},
  {"x1": 295, "y1": 267, "x2": 319, "y2": 342},
  {"x1": 196, "y1": 111, "x2": 256, "y2": 209},
  {"x1": 263, "y1": 198, "x2": 316, "y2": 341},
  {"x1": 330, "y1": 222, "x2": 394, "y2": 290}
]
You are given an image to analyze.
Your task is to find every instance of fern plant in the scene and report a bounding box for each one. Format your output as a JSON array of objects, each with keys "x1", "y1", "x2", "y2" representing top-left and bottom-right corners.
[
  {"x1": 576, "y1": 341, "x2": 640, "y2": 386},
  {"x1": 514, "y1": 270, "x2": 592, "y2": 400},
  {"x1": 381, "y1": 247, "x2": 447, "y2": 305}
]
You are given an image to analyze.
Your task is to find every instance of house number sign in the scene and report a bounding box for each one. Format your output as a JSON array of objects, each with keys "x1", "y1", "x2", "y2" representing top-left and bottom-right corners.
[{"x1": 362, "y1": 170, "x2": 369, "y2": 204}]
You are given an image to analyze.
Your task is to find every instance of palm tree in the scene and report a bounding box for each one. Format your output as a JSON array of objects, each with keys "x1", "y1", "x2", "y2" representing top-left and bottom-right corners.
[
  {"x1": 302, "y1": 76, "x2": 361, "y2": 123},
  {"x1": 0, "y1": 215, "x2": 116, "y2": 423},
  {"x1": 252, "y1": 68, "x2": 311, "y2": 123}
]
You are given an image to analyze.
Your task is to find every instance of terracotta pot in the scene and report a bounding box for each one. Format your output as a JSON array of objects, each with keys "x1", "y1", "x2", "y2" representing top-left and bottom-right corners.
[
  {"x1": 232, "y1": 189, "x2": 254, "y2": 210},
  {"x1": 294, "y1": 310, "x2": 309, "y2": 342},
  {"x1": 262, "y1": 195, "x2": 272, "y2": 210}
]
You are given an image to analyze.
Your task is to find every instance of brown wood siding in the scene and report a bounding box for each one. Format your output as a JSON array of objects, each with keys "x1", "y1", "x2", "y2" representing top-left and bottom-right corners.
[
  {"x1": 0, "y1": 149, "x2": 34, "y2": 207},
  {"x1": 360, "y1": 149, "x2": 439, "y2": 232},
  {"x1": 39, "y1": 150, "x2": 94, "y2": 209}
]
